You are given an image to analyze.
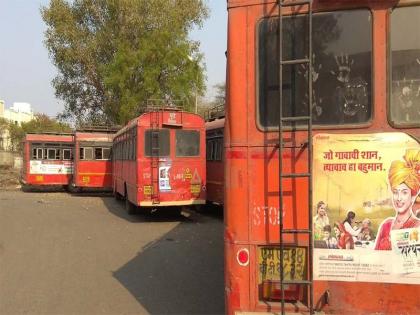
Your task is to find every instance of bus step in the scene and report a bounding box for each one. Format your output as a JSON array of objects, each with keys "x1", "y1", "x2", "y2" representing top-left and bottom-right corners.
[
  {"x1": 282, "y1": 280, "x2": 312, "y2": 285},
  {"x1": 282, "y1": 229, "x2": 312, "y2": 234},
  {"x1": 281, "y1": 173, "x2": 311, "y2": 178},
  {"x1": 281, "y1": 115, "x2": 311, "y2": 122},
  {"x1": 281, "y1": 0, "x2": 311, "y2": 7}
]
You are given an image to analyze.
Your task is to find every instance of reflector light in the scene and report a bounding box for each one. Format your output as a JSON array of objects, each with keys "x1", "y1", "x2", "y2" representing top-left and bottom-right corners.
[{"x1": 237, "y1": 248, "x2": 249, "y2": 266}]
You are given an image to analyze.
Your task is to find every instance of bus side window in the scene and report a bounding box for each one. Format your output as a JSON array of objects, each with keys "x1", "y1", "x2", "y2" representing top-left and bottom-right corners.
[
  {"x1": 103, "y1": 148, "x2": 111, "y2": 160},
  {"x1": 44, "y1": 148, "x2": 48, "y2": 160},
  {"x1": 95, "y1": 147, "x2": 103, "y2": 160},
  {"x1": 206, "y1": 139, "x2": 211, "y2": 160},
  {"x1": 36, "y1": 148, "x2": 43, "y2": 160},
  {"x1": 63, "y1": 149, "x2": 71, "y2": 160},
  {"x1": 47, "y1": 148, "x2": 56, "y2": 160},
  {"x1": 55, "y1": 149, "x2": 60, "y2": 160},
  {"x1": 216, "y1": 139, "x2": 223, "y2": 161},
  {"x1": 32, "y1": 148, "x2": 37, "y2": 159}
]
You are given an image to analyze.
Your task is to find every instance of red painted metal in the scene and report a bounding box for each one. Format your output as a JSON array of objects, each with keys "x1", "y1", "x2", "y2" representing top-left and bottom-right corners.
[
  {"x1": 72, "y1": 131, "x2": 114, "y2": 190},
  {"x1": 21, "y1": 133, "x2": 74, "y2": 187},
  {"x1": 225, "y1": 0, "x2": 420, "y2": 314},
  {"x1": 113, "y1": 111, "x2": 206, "y2": 208},
  {"x1": 206, "y1": 117, "x2": 225, "y2": 206}
]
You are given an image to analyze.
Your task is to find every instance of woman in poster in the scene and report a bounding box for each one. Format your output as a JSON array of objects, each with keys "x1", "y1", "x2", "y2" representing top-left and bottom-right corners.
[
  {"x1": 375, "y1": 149, "x2": 420, "y2": 250},
  {"x1": 342, "y1": 211, "x2": 362, "y2": 243},
  {"x1": 314, "y1": 201, "x2": 330, "y2": 240}
]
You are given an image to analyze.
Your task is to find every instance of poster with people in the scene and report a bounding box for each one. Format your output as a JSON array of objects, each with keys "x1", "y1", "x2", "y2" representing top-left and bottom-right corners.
[
  {"x1": 313, "y1": 133, "x2": 420, "y2": 284},
  {"x1": 159, "y1": 165, "x2": 171, "y2": 191}
]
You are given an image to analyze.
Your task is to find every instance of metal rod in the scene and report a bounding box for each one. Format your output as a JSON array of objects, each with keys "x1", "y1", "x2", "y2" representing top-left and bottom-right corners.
[
  {"x1": 308, "y1": 1, "x2": 314, "y2": 313},
  {"x1": 281, "y1": 58, "x2": 310, "y2": 65},
  {"x1": 281, "y1": 116, "x2": 311, "y2": 122},
  {"x1": 281, "y1": 0, "x2": 311, "y2": 7},
  {"x1": 278, "y1": 1, "x2": 285, "y2": 314},
  {"x1": 282, "y1": 229, "x2": 312, "y2": 233},
  {"x1": 281, "y1": 173, "x2": 311, "y2": 178}
]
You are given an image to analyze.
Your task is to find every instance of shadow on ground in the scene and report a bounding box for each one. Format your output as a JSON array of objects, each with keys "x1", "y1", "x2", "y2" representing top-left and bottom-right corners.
[{"x1": 102, "y1": 197, "x2": 225, "y2": 314}]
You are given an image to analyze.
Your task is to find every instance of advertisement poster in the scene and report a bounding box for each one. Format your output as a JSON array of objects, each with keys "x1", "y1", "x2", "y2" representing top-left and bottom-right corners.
[
  {"x1": 159, "y1": 166, "x2": 171, "y2": 191},
  {"x1": 30, "y1": 160, "x2": 73, "y2": 174},
  {"x1": 313, "y1": 133, "x2": 420, "y2": 284}
]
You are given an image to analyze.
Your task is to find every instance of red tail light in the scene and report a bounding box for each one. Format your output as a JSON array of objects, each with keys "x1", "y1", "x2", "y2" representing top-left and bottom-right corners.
[{"x1": 237, "y1": 248, "x2": 249, "y2": 266}]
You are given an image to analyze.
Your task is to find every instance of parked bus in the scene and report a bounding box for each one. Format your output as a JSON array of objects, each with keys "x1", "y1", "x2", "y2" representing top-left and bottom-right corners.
[
  {"x1": 225, "y1": 1, "x2": 420, "y2": 314},
  {"x1": 71, "y1": 128, "x2": 116, "y2": 191},
  {"x1": 21, "y1": 133, "x2": 74, "y2": 189},
  {"x1": 205, "y1": 106, "x2": 225, "y2": 206},
  {"x1": 113, "y1": 108, "x2": 206, "y2": 214}
]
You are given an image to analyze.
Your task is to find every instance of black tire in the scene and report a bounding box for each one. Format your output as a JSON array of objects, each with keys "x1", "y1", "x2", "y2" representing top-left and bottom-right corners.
[
  {"x1": 114, "y1": 191, "x2": 123, "y2": 200},
  {"x1": 125, "y1": 193, "x2": 137, "y2": 215},
  {"x1": 21, "y1": 184, "x2": 31, "y2": 192}
]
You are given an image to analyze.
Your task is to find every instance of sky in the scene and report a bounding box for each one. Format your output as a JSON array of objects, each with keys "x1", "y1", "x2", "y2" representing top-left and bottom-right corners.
[{"x1": 0, "y1": 0, "x2": 227, "y2": 117}]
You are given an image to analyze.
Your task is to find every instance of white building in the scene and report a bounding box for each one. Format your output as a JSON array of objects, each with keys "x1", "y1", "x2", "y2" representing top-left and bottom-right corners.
[{"x1": 0, "y1": 100, "x2": 34, "y2": 151}]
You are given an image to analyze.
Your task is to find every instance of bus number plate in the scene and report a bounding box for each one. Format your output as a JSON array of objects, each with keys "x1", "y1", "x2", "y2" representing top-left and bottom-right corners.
[
  {"x1": 190, "y1": 184, "x2": 201, "y2": 194},
  {"x1": 143, "y1": 186, "x2": 152, "y2": 195},
  {"x1": 258, "y1": 246, "x2": 306, "y2": 282}
]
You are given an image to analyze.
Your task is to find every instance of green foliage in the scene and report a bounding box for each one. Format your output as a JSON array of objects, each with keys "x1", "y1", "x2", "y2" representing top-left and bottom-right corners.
[
  {"x1": 0, "y1": 117, "x2": 8, "y2": 134},
  {"x1": 7, "y1": 123, "x2": 25, "y2": 152},
  {"x1": 21, "y1": 114, "x2": 72, "y2": 134},
  {"x1": 7, "y1": 114, "x2": 71, "y2": 152},
  {"x1": 42, "y1": 0, "x2": 209, "y2": 125}
]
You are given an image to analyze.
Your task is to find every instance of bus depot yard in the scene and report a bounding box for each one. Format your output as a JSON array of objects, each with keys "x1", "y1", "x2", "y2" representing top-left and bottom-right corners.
[{"x1": 0, "y1": 187, "x2": 224, "y2": 315}]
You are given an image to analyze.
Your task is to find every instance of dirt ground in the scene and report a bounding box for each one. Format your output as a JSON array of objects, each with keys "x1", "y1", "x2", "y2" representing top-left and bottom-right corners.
[
  {"x1": 0, "y1": 166, "x2": 20, "y2": 190},
  {"x1": 0, "y1": 189, "x2": 224, "y2": 315}
]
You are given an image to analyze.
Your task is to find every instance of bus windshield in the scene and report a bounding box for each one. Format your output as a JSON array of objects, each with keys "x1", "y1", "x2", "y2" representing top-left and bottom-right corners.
[
  {"x1": 176, "y1": 130, "x2": 200, "y2": 157},
  {"x1": 144, "y1": 129, "x2": 170, "y2": 157},
  {"x1": 258, "y1": 9, "x2": 372, "y2": 128},
  {"x1": 390, "y1": 6, "x2": 420, "y2": 126}
]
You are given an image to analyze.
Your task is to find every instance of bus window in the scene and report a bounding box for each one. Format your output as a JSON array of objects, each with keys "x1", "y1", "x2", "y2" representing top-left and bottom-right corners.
[
  {"x1": 103, "y1": 148, "x2": 111, "y2": 160},
  {"x1": 206, "y1": 139, "x2": 212, "y2": 160},
  {"x1": 390, "y1": 6, "x2": 420, "y2": 126},
  {"x1": 47, "y1": 148, "x2": 56, "y2": 160},
  {"x1": 215, "y1": 139, "x2": 223, "y2": 161},
  {"x1": 95, "y1": 148, "x2": 103, "y2": 160},
  {"x1": 80, "y1": 147, "x2": 93, "y2": 160},
  {"x1": 63, "y1": 149, "x2": 72, "y2": 160},
  {"x1": 33, "y1": 147, "x2": 43, "y2": 160},
  {"x1": 144, "y1": 129, "x2": 170, "y2": 157},
  {"x1": 258, "y1": 9, "x2": 372, "y2": 128},
  {"x1": 176, "y1": 130, "x2": 200, "y2": 157}
]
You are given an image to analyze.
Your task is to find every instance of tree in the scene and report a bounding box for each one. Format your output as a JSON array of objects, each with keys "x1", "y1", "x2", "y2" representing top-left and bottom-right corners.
[
  {"x1": 212, "y1": 82, "x2": 225, "y2": 107},
  {"x1": 21, "y1": 114, "x2": 72, "y2": 134},
  {"x1": 7, "y1": 114, "x2": 71, "y2": 152},
  {"x1": 42, "y1": 0, "x2": 209, "y2": 125}
]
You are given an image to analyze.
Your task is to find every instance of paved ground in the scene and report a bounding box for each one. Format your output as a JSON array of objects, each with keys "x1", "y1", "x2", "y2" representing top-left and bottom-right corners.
[{"x1": 0, "y1": 190, "x2": 224, "y2": 315}]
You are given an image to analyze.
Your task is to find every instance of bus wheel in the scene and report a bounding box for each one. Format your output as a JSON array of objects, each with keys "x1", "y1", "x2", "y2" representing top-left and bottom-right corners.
[
  {"x1": 125, "y1": 196, "x2": 137, "y2": 215},
  {"x1": 21, "y1": 184, "x2": 31, "y2": 192},
  {"x1": 114, "y1": 191, "x2": 123, "y2": 200}
]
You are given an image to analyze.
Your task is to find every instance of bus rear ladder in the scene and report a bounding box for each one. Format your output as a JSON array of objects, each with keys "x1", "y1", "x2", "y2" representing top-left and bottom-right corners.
[
  {"x1": 278, "y1": 0, "x2": 314, "y2": 314},
  {"x1": 150, "y1": 110, "x2": 160, "y2": 205}
]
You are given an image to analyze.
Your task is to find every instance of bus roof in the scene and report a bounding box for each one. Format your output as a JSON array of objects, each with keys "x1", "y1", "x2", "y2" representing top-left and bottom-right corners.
[
  {"x1": 24, "y1": 133, "x2": 73, "y2": 142},
  {"x1": 114, "y1": 111, "x2": 205, "y2": 138}
]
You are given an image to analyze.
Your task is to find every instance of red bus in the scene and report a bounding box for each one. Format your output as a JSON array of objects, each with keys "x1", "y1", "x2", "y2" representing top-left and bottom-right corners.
[
  {"x1": 113, "y1": 108, "x2": 206, "y2": 214},
  {"x1": 71, "y1": 129, "x2": 115, "y2": 191},
  {"x1": 205, "y1": 108, "x2": 225, "y2": 206},
  {"x1": 225, "y1": 1, "x2": 420, "y2": 314},
  {"x1": 21, "y1": 133, "x2": 74, "y2": 189}
]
